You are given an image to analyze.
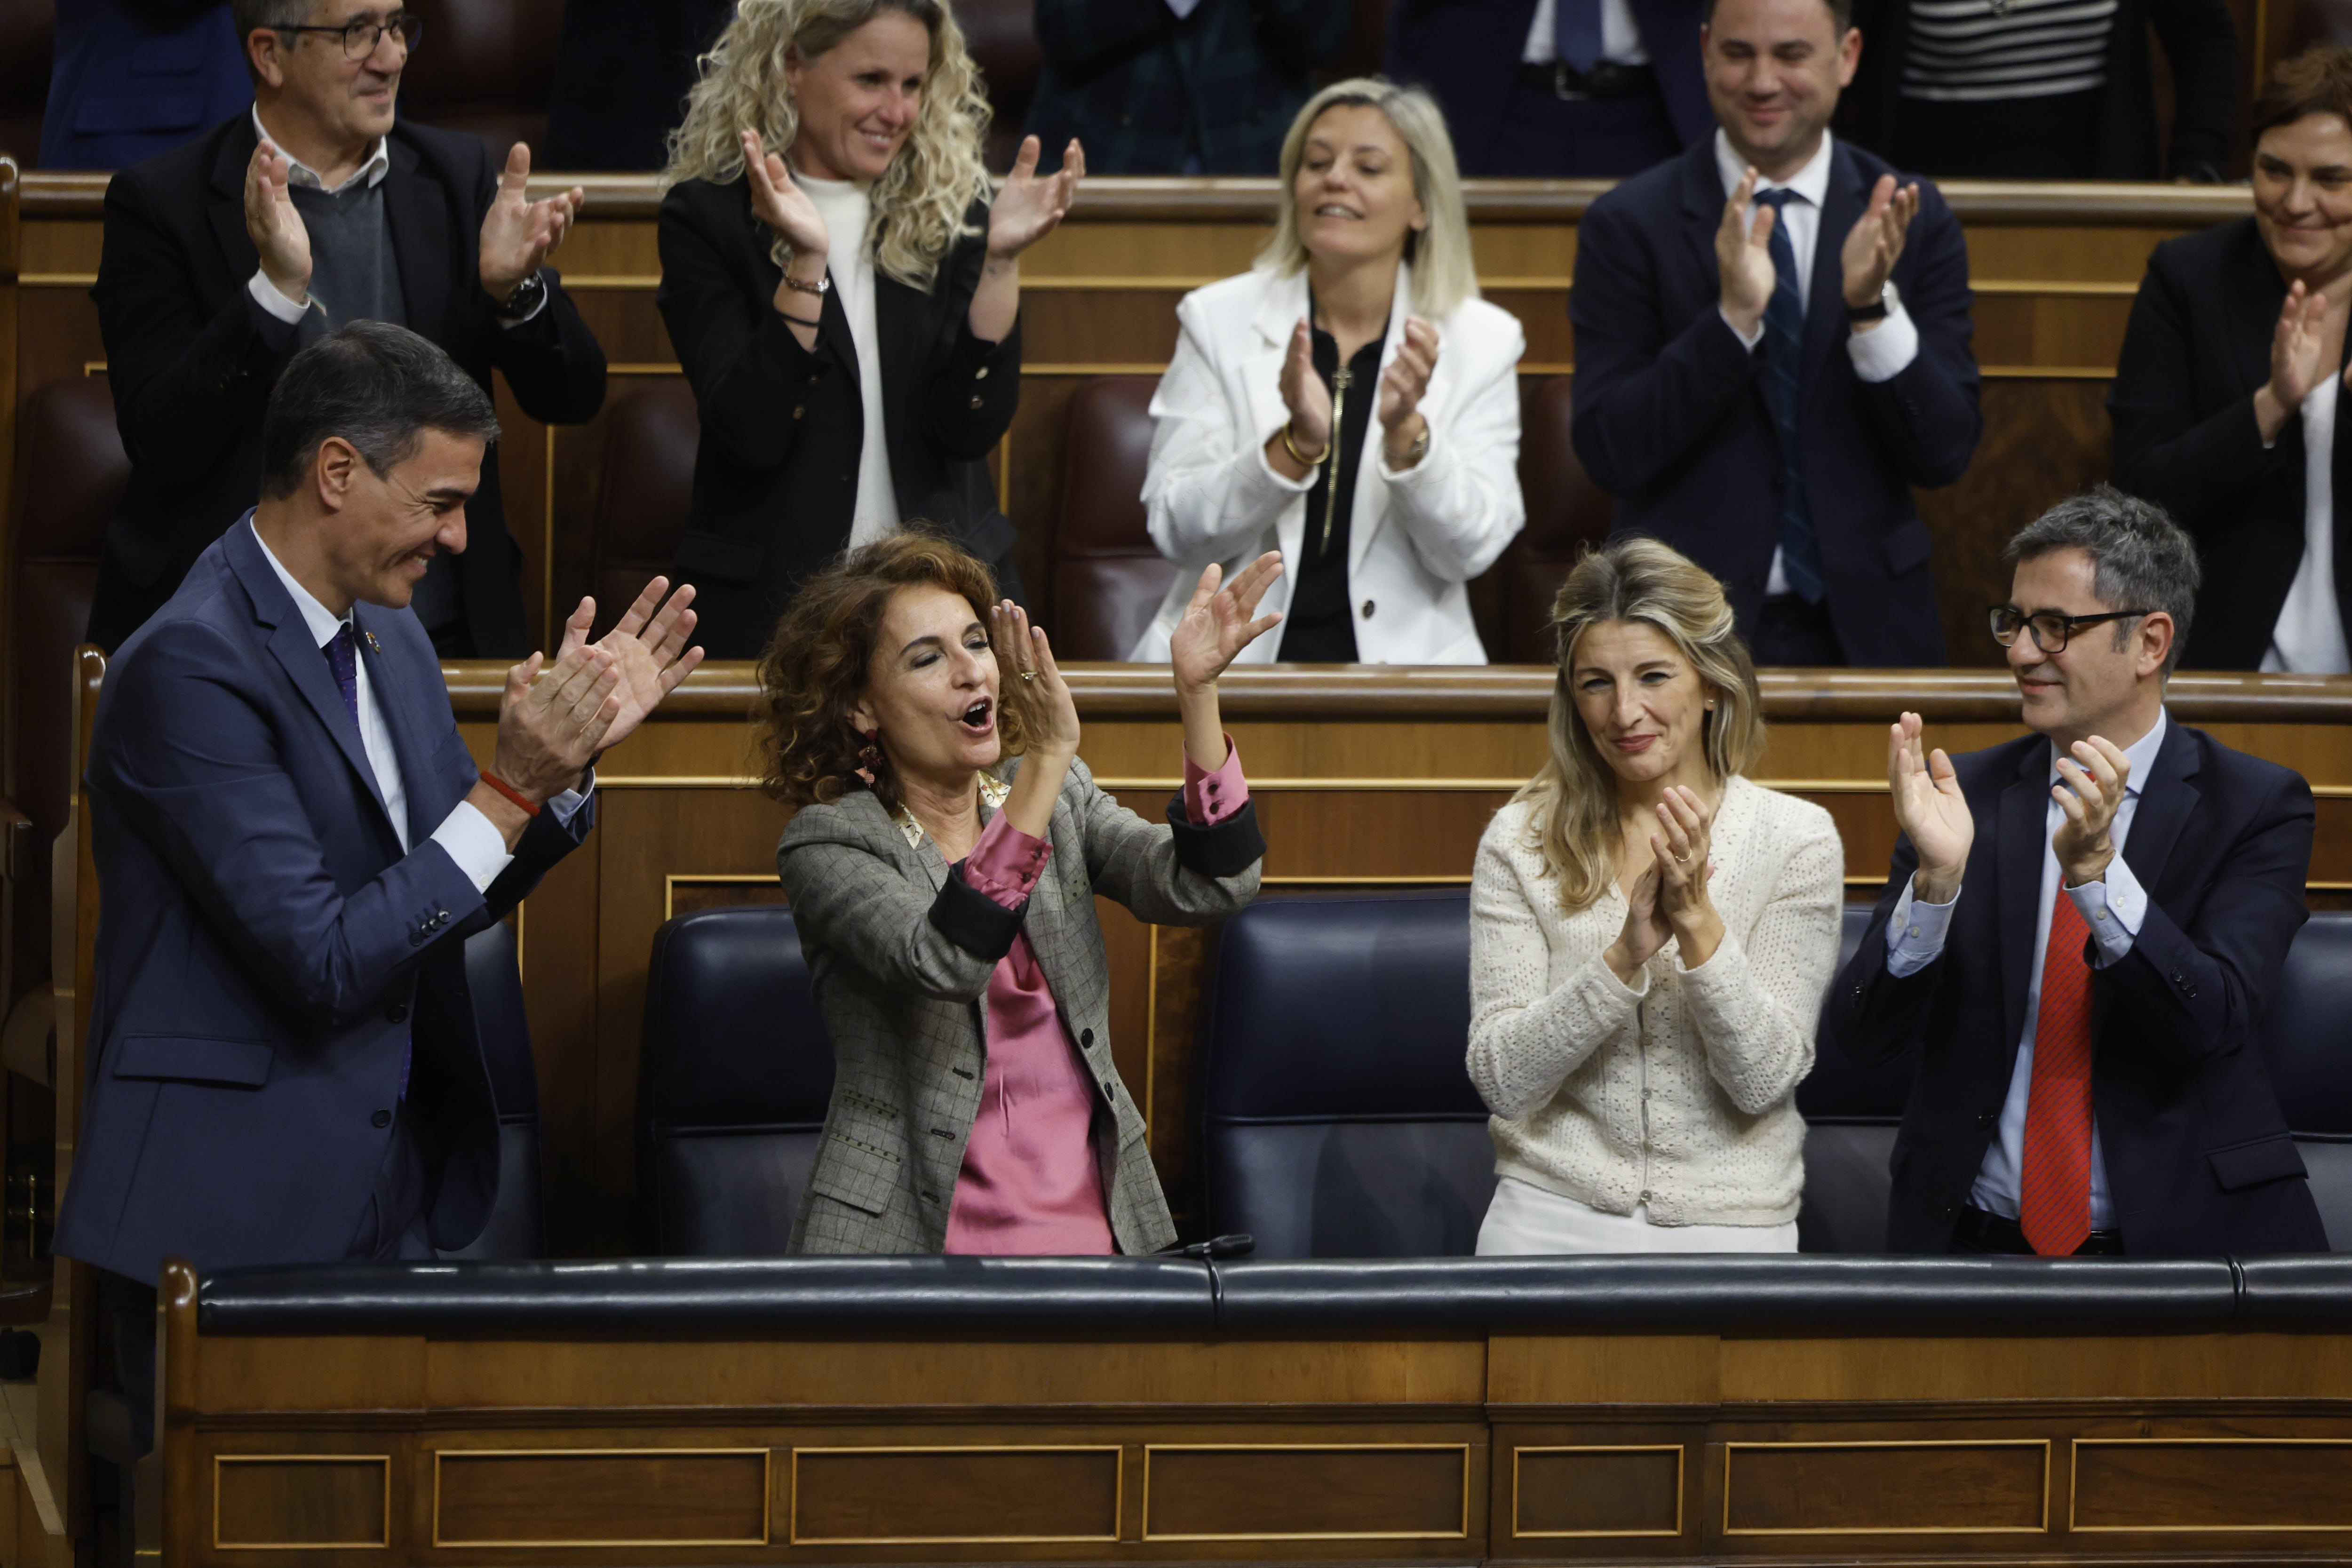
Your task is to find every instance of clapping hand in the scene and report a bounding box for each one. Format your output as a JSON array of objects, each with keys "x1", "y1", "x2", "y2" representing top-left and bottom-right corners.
[
  {"x1": 1606, "y1": 857, "x2": 1672, "y2": 983},
  {"x1": 1168, "y1": 552, "x2": 1284, "y2": 696},
  {"x1": 489, "y1": 644, "x2": 622, "y2": 806},
  {"x1": 1840, "y1": 173, "x2": 1918, "y2": 316},
  {"x1": 990, "y1": 600, "x2": 1081, "y2": 760},
  {"x1": 987, "y1": 135, "x2": 1083, "y2": 259},
  {"x1": 740, "y1": 129, "x2": 830, "y2": 256},
  {"x1": 1379, "y1": 316, "x2": 1439, "y2": 466},
  {"x1": 2051, "y1": 736, "x2": 2130, "y2": 888},
  {"x1": 1278, "y1": 319, "x2": 1334, "y2": 454},
  {"x1": 1716, "y1": 167, "x2": 1779, "y2": 340},
  {"x1": 1649, "y1": 785, "x2": 1717, "y2": 927},
  {"x1": 478, "y1": 143, "x2": 585, "y2": 305},
  {"x1": 1889, "y1": 710, "x2": 1973, "y2": 902},
  {"x1": 246, "y1": 139, "x2": 311, "y2": 306},
  {"x1": 550, "y1": 576, "x2": 706, "y2": 752}
]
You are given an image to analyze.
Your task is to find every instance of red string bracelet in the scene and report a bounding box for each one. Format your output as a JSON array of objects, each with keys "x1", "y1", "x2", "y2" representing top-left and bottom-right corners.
[{"x1": 478, "y1": 771, "x2": 541, "y2": 818}]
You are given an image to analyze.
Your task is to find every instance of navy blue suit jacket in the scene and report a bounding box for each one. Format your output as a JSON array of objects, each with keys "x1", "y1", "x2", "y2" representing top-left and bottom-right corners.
[
  {"x1": 53, "y1": 521, "x2": 590, "y2": 1286},
  {"x1": 38, "y1": 0, "x2": 250, "y2": 172},
  {"x1": 1819, "y1": 721, "x2": 2327, "y2": 1256},
  {"x1": 1383, "y1": 0, "x2": 1710, "y2": 173},
  {"x1": 1569, "y1": 136, "x2": 1981, "y2": 666}
]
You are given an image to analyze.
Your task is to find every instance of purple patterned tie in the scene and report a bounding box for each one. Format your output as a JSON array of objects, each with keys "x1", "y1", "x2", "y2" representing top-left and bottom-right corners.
[{"x1": 323, "y1": 623, "x2": 360, "y2": 728}]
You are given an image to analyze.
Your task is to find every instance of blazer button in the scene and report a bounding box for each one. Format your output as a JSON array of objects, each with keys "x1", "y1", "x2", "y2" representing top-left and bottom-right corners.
[
  {"x1": 371, "y1": 1109, "x2": 392, "y2": 1129},
  {"x1": 793, "y1": 406, "x2": 806, "y2": 420},
  {"x1": 974, "y1": 366, "x2": 989, "y2": 380},
  {"x1": 1080, "y1": 1028, "x2": 1095, "y2": 1047},
  {"x1": 1360, "y1": 600, "x2": 1375, "y2": 619},
  {"x1": 807, "y1": 371, "x2": 820, "y2": 386},
  {"x1": 387, "y1": 1002, "x2": 408, "y2": 1023},
  {"x1": 969, "y1": 395, "x2": 985, "y2": 410}
]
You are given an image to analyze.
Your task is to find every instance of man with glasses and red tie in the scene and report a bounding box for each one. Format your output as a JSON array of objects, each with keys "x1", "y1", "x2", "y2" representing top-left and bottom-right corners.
[
  {"x1": 86, "y1": 0, "x2": 608, "y2": 660},
  {"x1": 1823, "y1": 487, "x2": 2328, "y2": 1257}
]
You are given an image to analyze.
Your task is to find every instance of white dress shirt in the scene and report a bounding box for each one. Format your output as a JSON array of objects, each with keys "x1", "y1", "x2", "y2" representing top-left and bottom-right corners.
[
  {"x1": 1883, "y1": 709, "x2": 2170, "y2": 1227},
  {"x1": 250, "y1": 520, "x2": 586, "y2": 891},
  {"x1": 1521, "y1": 0, "x2": 1650, "y2": 64},
  {"x1": 1711, "y1": 131, "x2": 1919, "y2": 597},
  {"x1": 797, "y1": 171, "x2": 903, "y2": 549},
  {"x1": 2261, "y1": 372, "x2": 2352, "y2": 674},
  {"x1": 243, "y1": 105, "x2": 546, "y2": 330}
]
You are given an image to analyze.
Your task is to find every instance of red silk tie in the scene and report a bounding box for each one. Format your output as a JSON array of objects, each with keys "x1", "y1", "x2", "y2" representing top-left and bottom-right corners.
[{"x1": 2019, "y1": 891, "x2": 2096, "y2": 1256}]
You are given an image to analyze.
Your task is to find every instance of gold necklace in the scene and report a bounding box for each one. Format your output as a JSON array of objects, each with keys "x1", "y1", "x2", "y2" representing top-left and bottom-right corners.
[{"x1": 1319, "y1": 366, "x2": 1351, "y2": 555}]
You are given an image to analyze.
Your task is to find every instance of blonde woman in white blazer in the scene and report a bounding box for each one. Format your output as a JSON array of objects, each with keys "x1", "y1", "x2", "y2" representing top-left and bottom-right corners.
[{"x1": 1130, "y1": 79, "x2": 1525, "y2": 666}]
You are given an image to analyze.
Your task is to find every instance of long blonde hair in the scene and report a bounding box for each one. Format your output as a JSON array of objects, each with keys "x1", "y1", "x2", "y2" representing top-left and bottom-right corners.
[
  {"x1": 1255, "y1": 78, "x2": 1479, "y2": 322},
  {"x1": 662, "y1": 0, "x2": 992, "y2": 290},
  {"x1": 1516, "y1": 540, "x2": 1766, "y2": 912}
]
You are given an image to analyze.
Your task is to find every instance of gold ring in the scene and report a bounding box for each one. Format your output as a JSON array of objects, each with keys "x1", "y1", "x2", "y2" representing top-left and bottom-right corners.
[{"x1": 1020, "y1": 671, "x2": 1036, "y2": 682}]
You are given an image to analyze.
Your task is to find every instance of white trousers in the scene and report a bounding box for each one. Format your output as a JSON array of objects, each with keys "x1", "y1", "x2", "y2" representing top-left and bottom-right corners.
[{"x1": 1475, "y1": 1175, "x2": 1798, "y2": 1255}]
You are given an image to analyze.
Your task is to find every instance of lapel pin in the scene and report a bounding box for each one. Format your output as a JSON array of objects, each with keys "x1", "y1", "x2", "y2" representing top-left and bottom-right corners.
[{"x1": 363, "y1": 629, "x2": 383, "y2": 656}]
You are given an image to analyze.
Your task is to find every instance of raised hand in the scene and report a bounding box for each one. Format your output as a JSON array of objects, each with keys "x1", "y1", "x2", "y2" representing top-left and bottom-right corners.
[
  {"x1": 1169, "y1": 552, "x2": 1284, "y2": 695},
  {"x1": 1278, "y1": 318, "x2": 1334, "y2": 454},
  {"x1": 1840, "y1": 173, "x2": 1919, "y2": 313},
  {"x1": 548, "y1": 577, "x2": 706, "y2": 753},
  {"x1": 1717, "y1": 167, "x2": 1779, "y2": 340},
  {"x1": 740, "y1": 128, "x2": 829, "y2": 256},
  {"x1": 986, "y1": 136, "x2": 1082, "y2": 259},
  {"x1": 1650, "y1": 784, "x2": 1724, "y2": 968},
  {"x1": 478, "y1": 143, "x2": 586, "y2": 303},
  {"x1": 1889, "y1": 710, "x2": 1974, "y2": 902},
  {"x1": 2051, "y1": 735, "x2": 2130, "y2": 888},
  {"x1": 1379, "y1": 315, "x2": 1439, "y2": 464},
  {"x1": 246, "y1": 138, "x2": 312, "y2": 305},
  {"x1": 990, "y1": 600, "x2": 1081, "y2": 760}
]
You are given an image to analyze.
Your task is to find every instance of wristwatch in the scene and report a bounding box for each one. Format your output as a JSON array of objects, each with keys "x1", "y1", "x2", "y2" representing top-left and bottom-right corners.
[
  {"x1": 1848, "y1": 279, "x2": 1899, "y2": 325},
  {"x1": 492, "y1": 269, "x2": 547, "y2": 321}
]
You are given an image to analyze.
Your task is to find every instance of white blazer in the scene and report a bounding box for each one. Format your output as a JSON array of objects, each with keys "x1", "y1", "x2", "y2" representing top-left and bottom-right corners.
[{"x1": 1128, "y1": 263, "x2": 1526, "y2": 665}]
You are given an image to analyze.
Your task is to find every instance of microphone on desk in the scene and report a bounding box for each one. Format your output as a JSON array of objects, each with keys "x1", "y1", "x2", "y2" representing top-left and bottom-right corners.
[{"x1": 1174, "y1": 1234, "x2": 1255, "y2": 1259}]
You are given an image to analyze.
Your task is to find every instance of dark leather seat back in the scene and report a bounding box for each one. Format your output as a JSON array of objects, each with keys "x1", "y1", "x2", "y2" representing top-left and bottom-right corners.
[
  {"x1": 0, "y1": 0, "x2": 51, "y2": 165},
  {"x1": 1792, "y1": 905, "x2": 1912, "y2": 1254},
  {"x1": 1201, "y1": 891, "x2": 1495, "y2": 1258},
  {"x1": 7, "y1": 377, "x2": 125, "y2": 1015},
  {"x1": 956, "y1": 0, "x2": 1042, "y2": 171},
  {"x1": 639, "y1": 906, "x2": 835, "y2": 1256},
  {"x1": 1053, "y1": 377, "x2": 1177, "y2": 660},
  {"x1": 443, "y1": 920, "x2": 545, "y2": 1260},
  {"x1": 2264, "y1": 910, "x2": 2352, "y2": 1249},
  {"x1": 397, "y1": 0, "x2": 565, "y2": 162},
  {"x1": 1500, "y1": 377, "x2": 1613, "y2": 663},
  {"x1": 589, "y1": 380, "x2": 699, "y2": 638}
]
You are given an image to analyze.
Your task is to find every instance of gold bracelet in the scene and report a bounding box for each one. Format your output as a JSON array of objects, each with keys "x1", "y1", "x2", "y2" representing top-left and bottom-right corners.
[{"x1": 1280, "y1": 420, "x2": 1328, "y2": 467}]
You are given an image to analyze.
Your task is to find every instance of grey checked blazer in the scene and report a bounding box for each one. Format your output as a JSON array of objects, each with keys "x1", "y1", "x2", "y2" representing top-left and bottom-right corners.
[{"x1": 777, "y1": 753, "x2": 1263, "y2": 1255}]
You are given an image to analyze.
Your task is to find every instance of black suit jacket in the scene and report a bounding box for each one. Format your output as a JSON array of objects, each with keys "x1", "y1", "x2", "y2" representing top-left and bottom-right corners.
[
  {"x1": 1820, "y1": 721, "x2": 2327, "y2": 1256},
  {"x1": 1569, "y1": 137, "x2": 1981, "y2": 666},
  {"x1": 1837, "y1": 0, "x2": 2238, "y2": 183},
  {"x1": 1383, "y1": 0, "x2": 1711, "y2": 173},
  {"x1": 87, "y1": 111, "x2": 609, "y2": 657},
  {"x1": 2109, "y1": 218, "x2": 2345, "y2": 671},
  {"x1": 656, "y1": 176, "x2": 1023, "y2": 659}
]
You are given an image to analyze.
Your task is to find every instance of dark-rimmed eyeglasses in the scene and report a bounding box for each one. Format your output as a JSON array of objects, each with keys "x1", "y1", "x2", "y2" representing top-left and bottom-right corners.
[
  {"x1": 268, "y1": 9, "x2": 422, "y2": 59},
  {"x1": 1987, "y1": 604, "x2": 2153, "y2": 654}
]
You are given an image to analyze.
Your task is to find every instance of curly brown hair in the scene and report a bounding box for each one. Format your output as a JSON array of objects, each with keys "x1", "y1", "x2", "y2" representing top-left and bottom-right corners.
[{"x1": 756, "y1": 529, "x2": 1027, "y2": 819}]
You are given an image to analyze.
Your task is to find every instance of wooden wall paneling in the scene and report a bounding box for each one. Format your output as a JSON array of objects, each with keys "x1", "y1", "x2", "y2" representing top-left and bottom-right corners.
[
  {"x1": 2068, "y1": 1430, "x2": 2352, "y2": 1535},
  {"x1": 1492, "y1": 1422, "x2": 1701, "y2": 1559},
  {"x1": 789, "y1": 1444, "x2": 1120, "y2": 1546},
  {"x1": 1716, "y1": 1434, "x2": 2051, "y2": 1539},
  {"x1": 432, "y1": 1444, "x2": 771, "y2": 1549}
]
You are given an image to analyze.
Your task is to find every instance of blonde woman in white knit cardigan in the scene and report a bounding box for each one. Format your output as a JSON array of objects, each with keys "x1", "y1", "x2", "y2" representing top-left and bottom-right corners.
[{"x1": 1469, "y1": 540, "x2": 1843, "y2": 1254}]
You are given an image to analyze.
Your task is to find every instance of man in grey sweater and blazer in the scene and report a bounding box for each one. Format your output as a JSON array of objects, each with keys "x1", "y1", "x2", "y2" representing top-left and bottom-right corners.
[{"x1": 87, "y1": 0, "x2": 608, "y2": 658}]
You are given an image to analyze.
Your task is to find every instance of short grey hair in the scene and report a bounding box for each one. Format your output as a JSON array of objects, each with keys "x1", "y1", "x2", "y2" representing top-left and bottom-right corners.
[
  {"x1": 259, "y1": 321, "x2": 500, "y2": 500},
  {"x1": 2003, "y1": 485, "x2": 2201, "y2": 676}
]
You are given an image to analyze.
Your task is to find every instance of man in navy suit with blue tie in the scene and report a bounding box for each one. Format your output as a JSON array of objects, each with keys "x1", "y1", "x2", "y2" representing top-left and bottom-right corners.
[
  {"x1": 1568, "y1": 0, "x2": 1981, "y2": 666},
  {"x1": 53, "y1": 321, "x2": 701, "y2": 1448}
]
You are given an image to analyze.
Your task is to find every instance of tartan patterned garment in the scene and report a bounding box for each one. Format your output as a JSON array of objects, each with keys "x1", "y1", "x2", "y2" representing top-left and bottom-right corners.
[
  {"x1": 1023, "y1": 0, "x2": 1352, "y2": 174},
  {"x1": 777, "y1": 754, "x2": 1263, "y2": 1254}
]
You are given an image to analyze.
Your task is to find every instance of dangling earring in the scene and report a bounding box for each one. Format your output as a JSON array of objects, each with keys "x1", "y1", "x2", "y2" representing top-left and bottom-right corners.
[{"x1": 854, "y1": 728, "x2": 883, "y2": 786}]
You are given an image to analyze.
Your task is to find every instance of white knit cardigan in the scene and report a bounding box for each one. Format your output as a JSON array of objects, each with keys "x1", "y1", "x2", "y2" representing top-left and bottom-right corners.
[{"x1": 1467, "y1": 775, "x2": 1844, "y2": 1226}]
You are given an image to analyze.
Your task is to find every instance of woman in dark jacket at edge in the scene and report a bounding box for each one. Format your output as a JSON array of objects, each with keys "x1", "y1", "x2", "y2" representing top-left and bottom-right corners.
[{"x1": 656, "y1": 0, "x2": 1083, "y2": 657}]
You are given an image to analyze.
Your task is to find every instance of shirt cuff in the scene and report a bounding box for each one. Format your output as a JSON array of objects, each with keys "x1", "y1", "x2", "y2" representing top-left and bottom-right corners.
[
  {"x1": 1847, "y1": 301, "x2": 1920, "y2": 383},
  {"x1": 247, "y1": 268, "x2": 310, "y2": 325},
  {"x1": 546, "y1": 769, "x2": 591, "y2": 828},
  {"x1": 1722, "y1": 306, "x2": 1764, "y2": 352},
  {"x1": 1884, "y1": 871, "x2": 1958, "y2": 978},
  {"x1": 2066, "y1": 855, "x2": 2146, "y2": 968},
  {"x1": 1182, "y1": 735, "x2": 1248, "y2": 827},
  {"x1": 962, "y1": 808, "x2": 1053, "y2": 909},
  {"x1": 429, "y1": 800, "x2": 517, "y2": 894}
]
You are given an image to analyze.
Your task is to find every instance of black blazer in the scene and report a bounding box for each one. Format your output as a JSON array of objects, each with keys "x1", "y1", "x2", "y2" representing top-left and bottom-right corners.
[
  {"x1": 656, "y1": 177, "x2": 1023, "y2": 660},
  {"x1": 1569, "y1": 136, "x2": 1981, "y2": 665},
  {"x1": 1837, "y1": 0, "x2": 2238, "y2": 183},
  {"x1": 1820, "y1": 721, "x2": 2327, "y2": 1257},
  {"x1": 2110, "y1": 218, "x2": 2346, "y2": 671},
  {"x1": 87, "y1": 111, "x2": 609, "y2": 657}
]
